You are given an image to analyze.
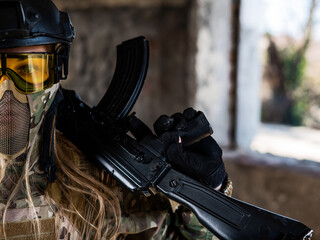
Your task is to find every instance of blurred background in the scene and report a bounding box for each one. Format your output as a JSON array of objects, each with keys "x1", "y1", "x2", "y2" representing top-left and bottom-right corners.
[{"x1": 53, "y1": 0, "x2": 320, "y2": 238}]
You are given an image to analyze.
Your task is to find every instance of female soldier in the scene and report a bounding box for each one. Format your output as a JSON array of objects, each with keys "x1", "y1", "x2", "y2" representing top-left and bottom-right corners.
[{"x1": 0, "y1": 0, "x2": 230, "y2": 239}]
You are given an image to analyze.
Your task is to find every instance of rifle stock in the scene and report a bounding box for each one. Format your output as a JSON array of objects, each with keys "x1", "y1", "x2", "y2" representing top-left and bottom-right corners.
[{"x1": 157, "y1": 169, "x2": 312, "y2": 240}]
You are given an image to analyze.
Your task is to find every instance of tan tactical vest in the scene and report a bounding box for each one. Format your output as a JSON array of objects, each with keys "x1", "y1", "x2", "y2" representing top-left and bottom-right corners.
[{"x1": 0, "y1": 218, "x2": 55, "y2": 240}]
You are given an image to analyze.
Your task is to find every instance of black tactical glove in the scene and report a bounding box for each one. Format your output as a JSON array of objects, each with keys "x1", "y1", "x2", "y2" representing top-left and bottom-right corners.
[{"x1": 153, "y1": 108, "x2": 227, "y2": 189}]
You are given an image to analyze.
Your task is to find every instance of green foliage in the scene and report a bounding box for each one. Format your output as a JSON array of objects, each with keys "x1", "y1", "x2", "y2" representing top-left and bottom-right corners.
[
  {"x1": 262, "y1": 0, "x2": 316, "y2": 127},
  {"x1": 279, "y1": 48, "x2": 307, "y2": 126},
  {"x1": 280, "y1": 48, "x2": 306, "y2": 92},
  {"x1": 290, "y1": 96, "x2": 308, "y2": 126}
]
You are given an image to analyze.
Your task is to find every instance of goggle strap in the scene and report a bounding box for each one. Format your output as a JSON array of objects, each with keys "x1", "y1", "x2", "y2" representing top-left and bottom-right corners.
[
  {"x1": 1, "y1": 54, "x2": 6, "y2": 74},
  {"x1": 55, "y1": 45, "x2": 70, "y2": 81}
]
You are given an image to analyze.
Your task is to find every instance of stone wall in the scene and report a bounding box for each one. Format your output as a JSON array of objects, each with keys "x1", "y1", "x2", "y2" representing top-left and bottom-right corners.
[
  {"x1": 53, "y1": 0, "x2": 197, "y2": 126},
  {"x1": 236, "y1": 0, "x2": 265, "y2": 149},
  {"x1": 54, "y1": 0, "x2": 235, "y2": 146},
  {"x1": 225, "y1": 151, "x2": 320, "y2": 239},
  {"x1": 195, "y1": 0, "x2": 232, "y2": 146}
]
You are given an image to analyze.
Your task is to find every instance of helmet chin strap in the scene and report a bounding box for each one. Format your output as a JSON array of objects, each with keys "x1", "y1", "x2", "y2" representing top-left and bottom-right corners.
[{"x1": 41, "y1": 87, "x2": 63, "y2": 182}]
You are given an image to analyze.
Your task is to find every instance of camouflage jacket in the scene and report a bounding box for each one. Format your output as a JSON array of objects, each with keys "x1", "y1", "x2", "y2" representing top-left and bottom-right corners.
[
  {"x1": 106, "y1": 185, "x2": 219, "y2": 240},
  {"x1": 0, "y1": 181, "x2": 218, "y2": 240}
]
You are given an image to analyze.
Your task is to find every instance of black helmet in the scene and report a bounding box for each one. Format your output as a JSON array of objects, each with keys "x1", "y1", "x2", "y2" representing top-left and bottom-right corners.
[
  {"x1": 0, "y1": 0, "x2": 75, "y2": 48},
  {"x1": 0, "y1": 0, "x2": 75, "y2": 79}
]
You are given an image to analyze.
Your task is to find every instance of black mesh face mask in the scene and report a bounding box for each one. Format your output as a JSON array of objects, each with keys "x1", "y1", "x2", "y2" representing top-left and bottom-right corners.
[{"x1": 0, "y1": 91, "x2": 30, "y2": 157}]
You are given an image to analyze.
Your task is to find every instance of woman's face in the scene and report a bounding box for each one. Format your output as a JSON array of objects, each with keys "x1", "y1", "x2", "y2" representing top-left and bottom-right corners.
[{"x1": 0, "y1": 44, "x2": 58, "y2": 160}]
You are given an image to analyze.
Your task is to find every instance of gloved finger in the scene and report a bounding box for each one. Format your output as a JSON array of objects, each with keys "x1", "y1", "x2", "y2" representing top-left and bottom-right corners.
[
  {"x1": 154, "y1": 109, "x2": 198, "y2": 135},
  {"x1": 126, "y1": 115, "x2": 153, "y2": 141},
  {"x1": 183, "y1": 108, "x2": 197, "y2": 120},
  {"x1": 171, "y1": 108, "x2": 198, "y2": 131},
  {"x1": 171, "y1": 112, "x2": 184, "y2": 121},
  {"x1": 170, "y1": 112, "x2": 187, "y2": 131},
  {"x1": 153, "y1": 115, "x2": 175, "y2": 136}
]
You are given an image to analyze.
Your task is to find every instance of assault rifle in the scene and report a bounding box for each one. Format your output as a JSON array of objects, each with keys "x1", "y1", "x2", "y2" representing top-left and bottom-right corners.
[{"x1": 56, "y1": 37, "x2": 313, "y2": 240}]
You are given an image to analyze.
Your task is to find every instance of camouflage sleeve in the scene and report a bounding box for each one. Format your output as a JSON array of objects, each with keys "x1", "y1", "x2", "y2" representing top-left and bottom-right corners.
[
  {"x1": 172, "y1": 179, "x2": 233, "y2": 240},
  {"x1": 174, "y1": 206, "x2": 219, "y2": 240}
]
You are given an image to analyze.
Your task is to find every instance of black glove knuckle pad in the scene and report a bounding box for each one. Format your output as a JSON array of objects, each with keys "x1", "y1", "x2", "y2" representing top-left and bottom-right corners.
[
  {"x1": 154, "y1": 115, "x2": 174, "y2": 136},
  {"x1": 183, "y1": 107, "x2": 197, "y2": 120}
]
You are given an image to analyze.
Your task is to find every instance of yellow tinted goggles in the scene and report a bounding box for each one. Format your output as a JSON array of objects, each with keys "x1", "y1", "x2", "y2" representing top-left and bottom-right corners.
[{"x1": 0, "y1": 53, "x2": 56, "y2": 94}]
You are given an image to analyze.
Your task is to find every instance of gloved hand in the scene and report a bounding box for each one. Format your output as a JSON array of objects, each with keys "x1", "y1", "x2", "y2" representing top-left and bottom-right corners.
[{"x1": 153, "y1": 108, "x2": 227, "y2": 189}]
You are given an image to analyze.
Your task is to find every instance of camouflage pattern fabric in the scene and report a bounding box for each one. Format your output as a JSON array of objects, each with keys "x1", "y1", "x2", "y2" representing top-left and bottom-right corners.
[
  {"x1": 0, "y1": 188, "x2": 219, "y2": 240},
  {"x1": 27, "y1": 82, "x2": 60, "y2": 131},
  {"x1": 108, "y1": 185, "x2": 219, "y2": 240},
  {"x1": 0, "y1": 196, "x2": 52, "y2": 222},
  {"x1": 0, "y1": 218, "x2": 56, "y2": 240},
  {"x1": 0, "y1": 154, "x2": 220, "y2": 239},
  {"x1": 55, "y1": 181, "x2": 220, "y2": 240},
  {"x1": 0, "y1": 83, "x2": 59, "y2": 205},
  {"x1": 0, "y1": 83, "x2": 59, "y2": 238}
]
